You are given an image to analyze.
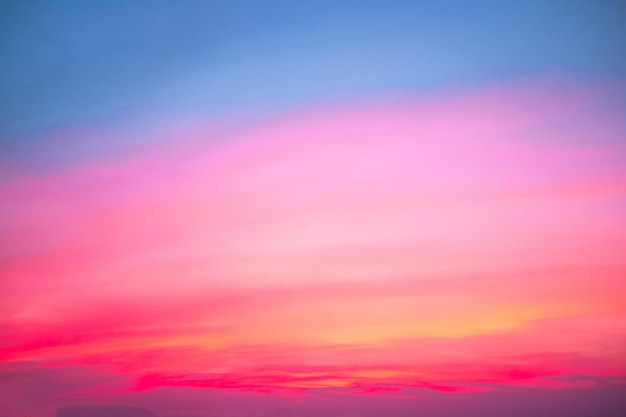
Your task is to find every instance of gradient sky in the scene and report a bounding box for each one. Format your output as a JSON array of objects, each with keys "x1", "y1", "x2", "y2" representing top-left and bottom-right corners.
[{"x1": 1, "y1": 1, "x2": 626, "y2": 417}]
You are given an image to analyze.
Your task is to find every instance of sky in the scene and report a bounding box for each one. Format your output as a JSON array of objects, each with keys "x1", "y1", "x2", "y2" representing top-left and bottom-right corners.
[{"x1": 1, "y1": 1, "x2": 626, "y2": 416}]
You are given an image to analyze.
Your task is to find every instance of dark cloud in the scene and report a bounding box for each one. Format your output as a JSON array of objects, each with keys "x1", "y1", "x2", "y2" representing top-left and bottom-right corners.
[{"x1": 57, "y1": 405, "x2": 157, "y2": 417}]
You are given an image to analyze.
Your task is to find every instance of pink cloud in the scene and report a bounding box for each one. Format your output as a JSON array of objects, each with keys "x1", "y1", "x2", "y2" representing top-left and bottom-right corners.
[{"x1": 1, "y1": 80, "x2": 626, "y2": 416}]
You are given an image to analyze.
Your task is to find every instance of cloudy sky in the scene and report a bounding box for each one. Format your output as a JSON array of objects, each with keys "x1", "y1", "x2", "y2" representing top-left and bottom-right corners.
[{"x1": 1, "y1": 1, "x2": 626, "y2": 416}]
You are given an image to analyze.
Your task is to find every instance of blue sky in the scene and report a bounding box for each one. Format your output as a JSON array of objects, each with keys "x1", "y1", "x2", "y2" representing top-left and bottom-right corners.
[{"x1": 1, "y1": 0, "x2": 625, "y2": 145}]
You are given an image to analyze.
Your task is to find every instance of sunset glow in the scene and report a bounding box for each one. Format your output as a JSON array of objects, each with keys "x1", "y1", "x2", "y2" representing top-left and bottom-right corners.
[{"x1": 2, "y1": 1, "x2": 626, "y2": 416}]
